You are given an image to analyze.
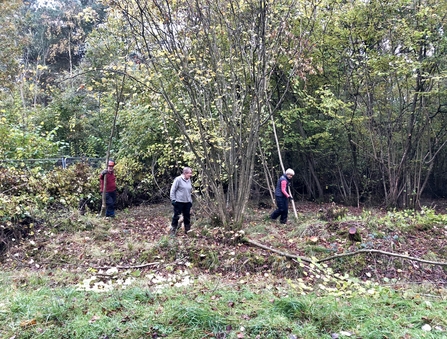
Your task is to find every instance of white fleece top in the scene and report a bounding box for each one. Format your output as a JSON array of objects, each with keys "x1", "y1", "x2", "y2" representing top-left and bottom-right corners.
[{"x1": 170, "y1": 175, "x2": 193, "y2": 203}]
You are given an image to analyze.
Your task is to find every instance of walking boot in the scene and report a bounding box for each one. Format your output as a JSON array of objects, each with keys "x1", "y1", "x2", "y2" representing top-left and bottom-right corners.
[
  {"x1": 169, "y1": 226, "x2": 178, "y2": 237},
  {"x1": 184, "y1": 224, "x2": 191, "y2": 235}
]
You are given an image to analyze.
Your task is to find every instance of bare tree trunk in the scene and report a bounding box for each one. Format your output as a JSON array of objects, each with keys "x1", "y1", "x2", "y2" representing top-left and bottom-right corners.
[{"x1": 258, "y1": 140, "x2": 275, "y2": 206}]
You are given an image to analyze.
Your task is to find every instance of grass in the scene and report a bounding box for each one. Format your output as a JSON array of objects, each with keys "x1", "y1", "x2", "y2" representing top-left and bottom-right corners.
[{"x1": 1, "y1": 269, "x2": 447, "y2": 339}]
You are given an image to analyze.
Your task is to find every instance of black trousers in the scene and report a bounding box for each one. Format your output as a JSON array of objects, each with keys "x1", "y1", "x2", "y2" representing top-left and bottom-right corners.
[
  {"x1": 270, "y1": 195, "x2": 288, "y2": 223},
  {"x1": 171, "y1": 201, "x2": 192, "y2": 232},
  {"x1": 105, "y1": 191, "x2": 116, "y2": 217}
]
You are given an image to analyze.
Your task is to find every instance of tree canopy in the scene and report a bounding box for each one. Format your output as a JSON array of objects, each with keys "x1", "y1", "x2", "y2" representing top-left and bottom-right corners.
[{"x1": 2, "y1": 0, "x2": 447, "y2": 225}]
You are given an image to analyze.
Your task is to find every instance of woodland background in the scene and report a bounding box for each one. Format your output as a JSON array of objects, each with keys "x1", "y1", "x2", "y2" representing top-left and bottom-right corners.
[
  {"x1": 3, "y1": 3, "x2": 447, "y2": 337},
  {"x1": 2, "y1": 0, "x2": 447, "y2": 230}
]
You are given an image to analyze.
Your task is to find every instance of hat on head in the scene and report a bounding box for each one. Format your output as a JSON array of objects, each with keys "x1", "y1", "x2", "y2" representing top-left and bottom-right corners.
[
  {"x1": 108, "y1": 160, "x2": 115, "y2": 167},
  {"x1": 285, "y1": 168, "x2": 295, "y2": 176}
]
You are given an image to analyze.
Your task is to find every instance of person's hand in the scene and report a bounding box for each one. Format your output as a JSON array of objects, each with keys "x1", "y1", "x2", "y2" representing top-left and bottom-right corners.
[
  {"x1": 171, "y1": 200, "x2": 176, "y2": 206},
  {"x1": 288, "y1": 196, "x2": 293, "y2": 202},
  {"x1": 101, "y1": 170, "x2": 108, "y2": 177}
]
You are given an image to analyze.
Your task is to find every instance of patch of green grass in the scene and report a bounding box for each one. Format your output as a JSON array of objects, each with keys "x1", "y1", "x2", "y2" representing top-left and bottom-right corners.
[
  {"x1": 303, "y1": 245, "x2": 332, "y2": 256},
  {"x1": 193, "y1": 248, "x2": 220, "y2": 270},
  {"x1": 170, "y1": 306, "x2": 228, "y2": 335},
  {"x1": 246, "y1": 221, "x2": 268, "y2": 234},
  {"x1": 272, "y1": 298, "x2": 308, "y2": 319},
  {"x1": 1, "y1": 269, "x2": 447, "y2": 339}
]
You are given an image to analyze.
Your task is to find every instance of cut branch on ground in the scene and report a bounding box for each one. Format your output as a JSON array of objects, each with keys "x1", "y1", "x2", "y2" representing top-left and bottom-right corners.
[{"x1": 245, "y1": 238, "x2": 447, "y2": 267}]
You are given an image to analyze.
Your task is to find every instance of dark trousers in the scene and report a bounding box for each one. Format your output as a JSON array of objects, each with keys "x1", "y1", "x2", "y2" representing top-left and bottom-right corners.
[
  {"x1": 105, "y1": 191, "x2": 116, "y2": 217},
  {"x1": 270, "y1": 195, "x2": 288, "y2": 224},
  {"x1": 171, "y1": 202, "x2": 192, "y2": 233}
]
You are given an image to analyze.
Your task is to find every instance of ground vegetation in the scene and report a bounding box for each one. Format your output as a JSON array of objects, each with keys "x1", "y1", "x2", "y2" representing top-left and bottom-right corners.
[{"x1": 1, "y1": 201, "x2": 447, "y2": 338}]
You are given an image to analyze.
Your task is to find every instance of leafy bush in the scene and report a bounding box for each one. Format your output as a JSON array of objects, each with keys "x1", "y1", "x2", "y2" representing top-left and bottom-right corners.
[
  {"x1": 113, "y1": 157, "x2": 162, "y2": 206},
  {"x1": 0, "y1": 163, "x2": 99, "y2": 252},
  {"x1": 378, "y1": 207, "x2": 447, "y2": 231},
  {"x1": 0, "y1": 122, "x2": 60, "y2": 159},
  {"x1": 0, "y1": 167, "x2": 37, "y2": 251},
  {"x1": 33, "y1": 162, "x2": 98, "y2": 209}
]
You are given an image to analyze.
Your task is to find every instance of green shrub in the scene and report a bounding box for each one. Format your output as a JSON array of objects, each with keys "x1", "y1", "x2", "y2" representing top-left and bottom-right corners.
[{"x1": 378, "y1": 207, "x2": 447, "y2": 231}]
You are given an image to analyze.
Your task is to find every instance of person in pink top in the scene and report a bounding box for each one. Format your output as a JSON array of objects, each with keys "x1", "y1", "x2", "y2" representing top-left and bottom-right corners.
[{"x1": 270, "y1": 168, "x2": 294, "y2": 224}]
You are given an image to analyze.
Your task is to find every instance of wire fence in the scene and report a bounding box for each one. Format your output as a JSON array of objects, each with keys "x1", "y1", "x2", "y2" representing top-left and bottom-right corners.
[{"x1": 0, "y1": 157, "x2": 106, "y2": 171}]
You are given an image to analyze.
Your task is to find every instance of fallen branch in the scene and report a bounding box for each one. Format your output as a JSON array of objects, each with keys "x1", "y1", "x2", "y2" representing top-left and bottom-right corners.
[
  {"x1": 318, "y1": 249, "x2": 447, "y2": 266},
  {"x1": 0, "y1": 183, "x2": 28, "y2": 194},
  {"x1": 93, "y1": 262, "x2": 160, "y2": 270},
  {"x1": 245, "y1": 239, "x2": 313, "y2": 263},
  {"x1": 245, "y1": 238, "x2": 447, "y2": 267}
]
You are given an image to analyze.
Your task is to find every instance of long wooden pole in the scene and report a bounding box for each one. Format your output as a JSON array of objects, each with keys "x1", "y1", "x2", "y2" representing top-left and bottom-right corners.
[
  {"x1": 100, "y1": 68, "x2": 127, "y2": 217},
  {"x1": 271, "y1": 115, "x2": 298, "y2": 220}
]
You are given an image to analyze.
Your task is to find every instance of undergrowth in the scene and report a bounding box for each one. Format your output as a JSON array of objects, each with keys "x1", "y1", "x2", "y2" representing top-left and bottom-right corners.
[{"x1": 2, "y1": 202, "x2": 447, "y2": 338}]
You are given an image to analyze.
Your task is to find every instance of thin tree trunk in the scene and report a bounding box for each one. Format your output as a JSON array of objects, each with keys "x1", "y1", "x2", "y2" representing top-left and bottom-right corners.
[{"x1": 258, "y1": 140, "x2": 275, "y2": 206}]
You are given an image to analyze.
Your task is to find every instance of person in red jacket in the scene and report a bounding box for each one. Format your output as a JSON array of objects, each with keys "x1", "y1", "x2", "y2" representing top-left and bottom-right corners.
[{"x1": 100, "y1": 160, "x2": 117, "y2": 217}]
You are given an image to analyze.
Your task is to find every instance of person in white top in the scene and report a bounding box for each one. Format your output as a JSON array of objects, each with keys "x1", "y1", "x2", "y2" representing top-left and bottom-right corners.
[{"x1": 169, "y1": 167, "x2": 193, "y2": 235}]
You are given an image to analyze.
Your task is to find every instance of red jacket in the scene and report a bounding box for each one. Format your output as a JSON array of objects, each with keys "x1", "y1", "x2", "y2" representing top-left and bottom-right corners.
[{"x1": 99, "y1": 170, "x2": 116, "y2": 192}]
